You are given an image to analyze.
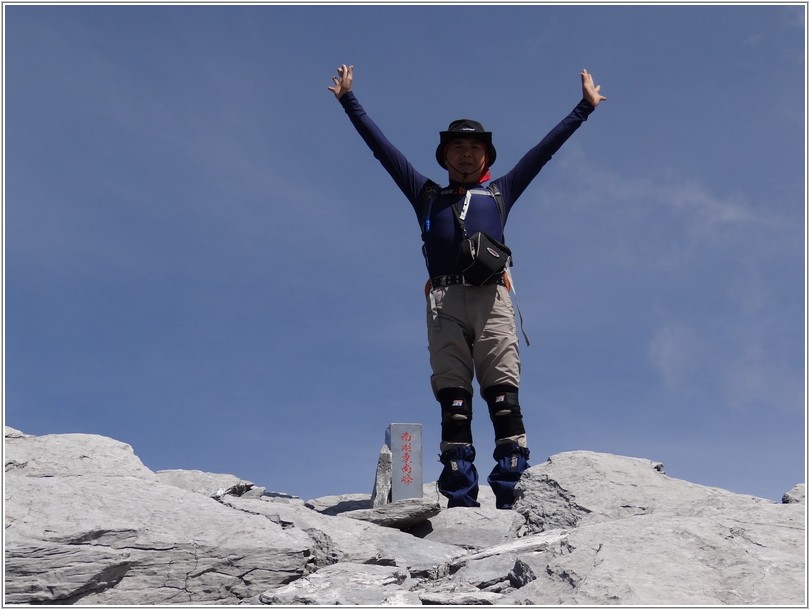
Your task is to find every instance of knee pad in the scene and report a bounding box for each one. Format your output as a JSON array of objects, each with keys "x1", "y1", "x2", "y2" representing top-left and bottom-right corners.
[
  {"x1": 483, "y1": 385, "x2": 526, "y2": 442},
  {"x1": 438, "y1": 387, "x2": 473, "y2": 445}
]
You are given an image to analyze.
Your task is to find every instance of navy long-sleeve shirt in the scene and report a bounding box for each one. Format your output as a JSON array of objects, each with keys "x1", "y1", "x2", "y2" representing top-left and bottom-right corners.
[{"x1": 339, "y1": 91, "x2": 594, "y2": 277}]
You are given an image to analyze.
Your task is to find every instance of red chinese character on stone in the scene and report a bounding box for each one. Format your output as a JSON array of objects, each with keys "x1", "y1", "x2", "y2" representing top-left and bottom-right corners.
[{"x1": 401, "y1": 474, "x2": 414, "y2": 485}]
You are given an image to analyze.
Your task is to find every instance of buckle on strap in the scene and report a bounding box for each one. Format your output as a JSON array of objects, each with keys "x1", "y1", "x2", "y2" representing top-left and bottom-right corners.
[
  {"x1": 429, "y1": 273, "x2": 506, "y2": 289},
  {"x1": 431, "y1": 274, "x2": 468, "y2": 288}
]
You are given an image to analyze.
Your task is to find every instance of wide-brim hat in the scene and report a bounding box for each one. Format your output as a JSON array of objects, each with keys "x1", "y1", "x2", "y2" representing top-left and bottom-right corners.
[{"x1": 435, "y1": 118, "x2": 497, "y2": 169}]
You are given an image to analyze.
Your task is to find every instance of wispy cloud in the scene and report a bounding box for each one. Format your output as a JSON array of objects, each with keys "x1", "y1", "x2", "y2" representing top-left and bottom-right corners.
[
  {"x1": 647, "y1": 308, "x2": 803, "y2": 416},
  {"x1": 647, "y1": 315, "x2": 704, "y2": 391},
  {"x1": 568, "y1": 157, "x2": 761, "y2": 233},
  {"x1": 538, "y1": 158, "x2": 803, "y2": 415},
  {"x1": 537, "y1": 149, "x2": 801, "y2": 275}
]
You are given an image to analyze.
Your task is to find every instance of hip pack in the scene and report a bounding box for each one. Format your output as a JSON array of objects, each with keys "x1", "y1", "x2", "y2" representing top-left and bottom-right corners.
[{"x1": 452, "y1": 203, "x2": 512, "y2": 285}]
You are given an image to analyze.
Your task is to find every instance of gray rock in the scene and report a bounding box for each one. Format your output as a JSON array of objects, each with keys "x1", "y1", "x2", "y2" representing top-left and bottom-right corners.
[
  {"x1": 371, "y1": 444, "x2": 393, "y2": 506},
  {"x1": 409, "y1": 505, "x2": 523, "y2": 550},
  {"x1": 418, "y1": 584, "x2": 505, "y2": 605},
  {"x1": 4, "y1": 429, "x2": 313, "y2": 604},
  {"x1": 783, "y1": 483, "x2": 805, "y2": 504},
  {"x1": 223, "y1": 495, "x2": 465, "y2": 576},
  {"x1": 415, "y1": 576, "x2": 506, "y2": 604},
  {"x1": 508, "y1": 558, "x2": 537, "y2": 588},
  {"x1": 5, "y1": 430, "x2": 156, "y2": 480},
  {"x1": 305, "y1": 492, "x2": 371, "y2": 515},
  {"x1": 423, "y1": 479, "x2": 498, "y2": 510},
  {"x1": 514, "y1": 450, "x2": 771, "y2": 532},
  {"x1": 503, "y1": 451, "x2": 806, "y2": 605},
  {"x1": 260, "y1": 562, "x2": 410, "y2": 605},
  {"x1": 5, "y1": 475, "x2": 313, "y2": 604},
  {"x1": 341, "y1": 497, "x2": 441, "y2": 528},
  {"x1": 5, "y1": 429, "x2": 804, "y2": 606},
  {"x1": 379, "y1": 589, "x2": 423, "y2": 605},
  {"x1": 448, "y1": 552, "x2": 522, "y2": 592},
  {"x1": 306, "y1": 490, "x2": 441, "y2": 533},
  {"x1": 449, "y1": 528, "x2": 572, "y2": 567},
  {"x1": 505, "y1": 511, "x2": 805, "y2": 605},
  {"x1": 418, "y1": 591, "x2": 504, "y2": 605},
  {"x1": 156, "y1": 469, "x2": 263, "y2": 498},
  {"x1": 4, "y1": 426, "x2": 29, "y2": 438}
]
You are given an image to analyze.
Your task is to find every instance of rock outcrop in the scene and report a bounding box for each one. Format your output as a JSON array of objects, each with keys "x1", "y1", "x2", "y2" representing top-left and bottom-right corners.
[{"x1": 4, "y1": 426, "x2": 805, "y2": 605}]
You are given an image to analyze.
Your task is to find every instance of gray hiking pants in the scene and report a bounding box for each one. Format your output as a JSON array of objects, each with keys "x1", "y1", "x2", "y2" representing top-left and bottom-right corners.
[{"x1": 426, "y1": 283, "x2": 521, "y2": 398}]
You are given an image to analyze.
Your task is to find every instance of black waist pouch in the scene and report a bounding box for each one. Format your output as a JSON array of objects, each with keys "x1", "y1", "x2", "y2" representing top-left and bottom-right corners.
[{"x1": 457, "y1": 232, "x2": 512, "y2": 285}]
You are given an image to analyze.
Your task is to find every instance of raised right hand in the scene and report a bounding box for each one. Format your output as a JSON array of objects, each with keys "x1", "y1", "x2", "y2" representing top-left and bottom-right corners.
[
  {"x1": 327, "y1": 64, "x2": 354, "y2": 99},
  {"x1": 581, "y1": 69, "x2": 606, "y2": 107}
]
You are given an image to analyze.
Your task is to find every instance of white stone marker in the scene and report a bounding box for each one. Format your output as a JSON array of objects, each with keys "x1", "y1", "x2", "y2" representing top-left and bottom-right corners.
[{"x1": 386, "y1": 423, "x2": 423, "y2": 501}]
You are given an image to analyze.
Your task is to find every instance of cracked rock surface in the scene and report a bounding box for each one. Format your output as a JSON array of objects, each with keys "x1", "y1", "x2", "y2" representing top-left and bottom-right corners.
[{"x1": 4, "y1": 427, "x2": 805, "y2": 605}]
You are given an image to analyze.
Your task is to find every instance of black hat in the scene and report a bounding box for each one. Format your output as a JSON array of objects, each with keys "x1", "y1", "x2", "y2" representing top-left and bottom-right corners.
[{"x1": 435, "y1": 119, "x2": 497, "y2": 169}]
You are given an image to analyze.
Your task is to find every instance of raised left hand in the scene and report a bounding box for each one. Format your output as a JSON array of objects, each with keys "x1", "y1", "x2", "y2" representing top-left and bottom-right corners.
[{"x1": 581, "y1": 69, "x2": 606, "y2": 107}]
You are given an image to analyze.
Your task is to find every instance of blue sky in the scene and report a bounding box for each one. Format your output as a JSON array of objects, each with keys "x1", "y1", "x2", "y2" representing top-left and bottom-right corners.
[{"x1": 4, "y1": 3, "x2": 806, "y2": 502}]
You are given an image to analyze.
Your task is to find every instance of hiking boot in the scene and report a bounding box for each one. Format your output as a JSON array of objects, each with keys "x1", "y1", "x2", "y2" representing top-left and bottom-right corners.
[
  {"x1": 488, "y1": 443, "x2": 530, "y2": 509},
  {"x1": 438, "y1": 445, "x2": 480, "y2": 508}
]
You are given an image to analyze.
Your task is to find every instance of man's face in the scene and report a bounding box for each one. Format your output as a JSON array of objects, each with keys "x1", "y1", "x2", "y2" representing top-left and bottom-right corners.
[{"x1": 445, "y1": 137, "x2": 488, "y2": 182}]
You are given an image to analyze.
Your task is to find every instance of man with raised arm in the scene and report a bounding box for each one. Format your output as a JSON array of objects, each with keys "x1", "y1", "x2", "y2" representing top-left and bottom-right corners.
[{"x1": 328, "y1": 64, "x2": 606, "y2": 509}]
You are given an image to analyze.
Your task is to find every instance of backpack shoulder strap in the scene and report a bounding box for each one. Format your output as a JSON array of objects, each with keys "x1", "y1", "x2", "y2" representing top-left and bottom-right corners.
[
  {"x1": 487, "y1": 181, "x2": 514, "y2": 265},
  {"x1": 419, "y1": 180, "x2": 505, "y2": 235},
  {"x1": 486, "y1": 182, "x2": 507, "y2": 232},
  {"x1": 487, "y1": 182, "x2": 528, "y2": 342},
  {"x1": 417, "y1": 180, "x2": 441, "y2": 235}
]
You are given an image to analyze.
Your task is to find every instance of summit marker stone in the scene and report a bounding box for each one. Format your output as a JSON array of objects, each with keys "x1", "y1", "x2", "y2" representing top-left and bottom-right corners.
[{"x1": 386, "y1": 423, "x2": 422, "y2": 502}]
